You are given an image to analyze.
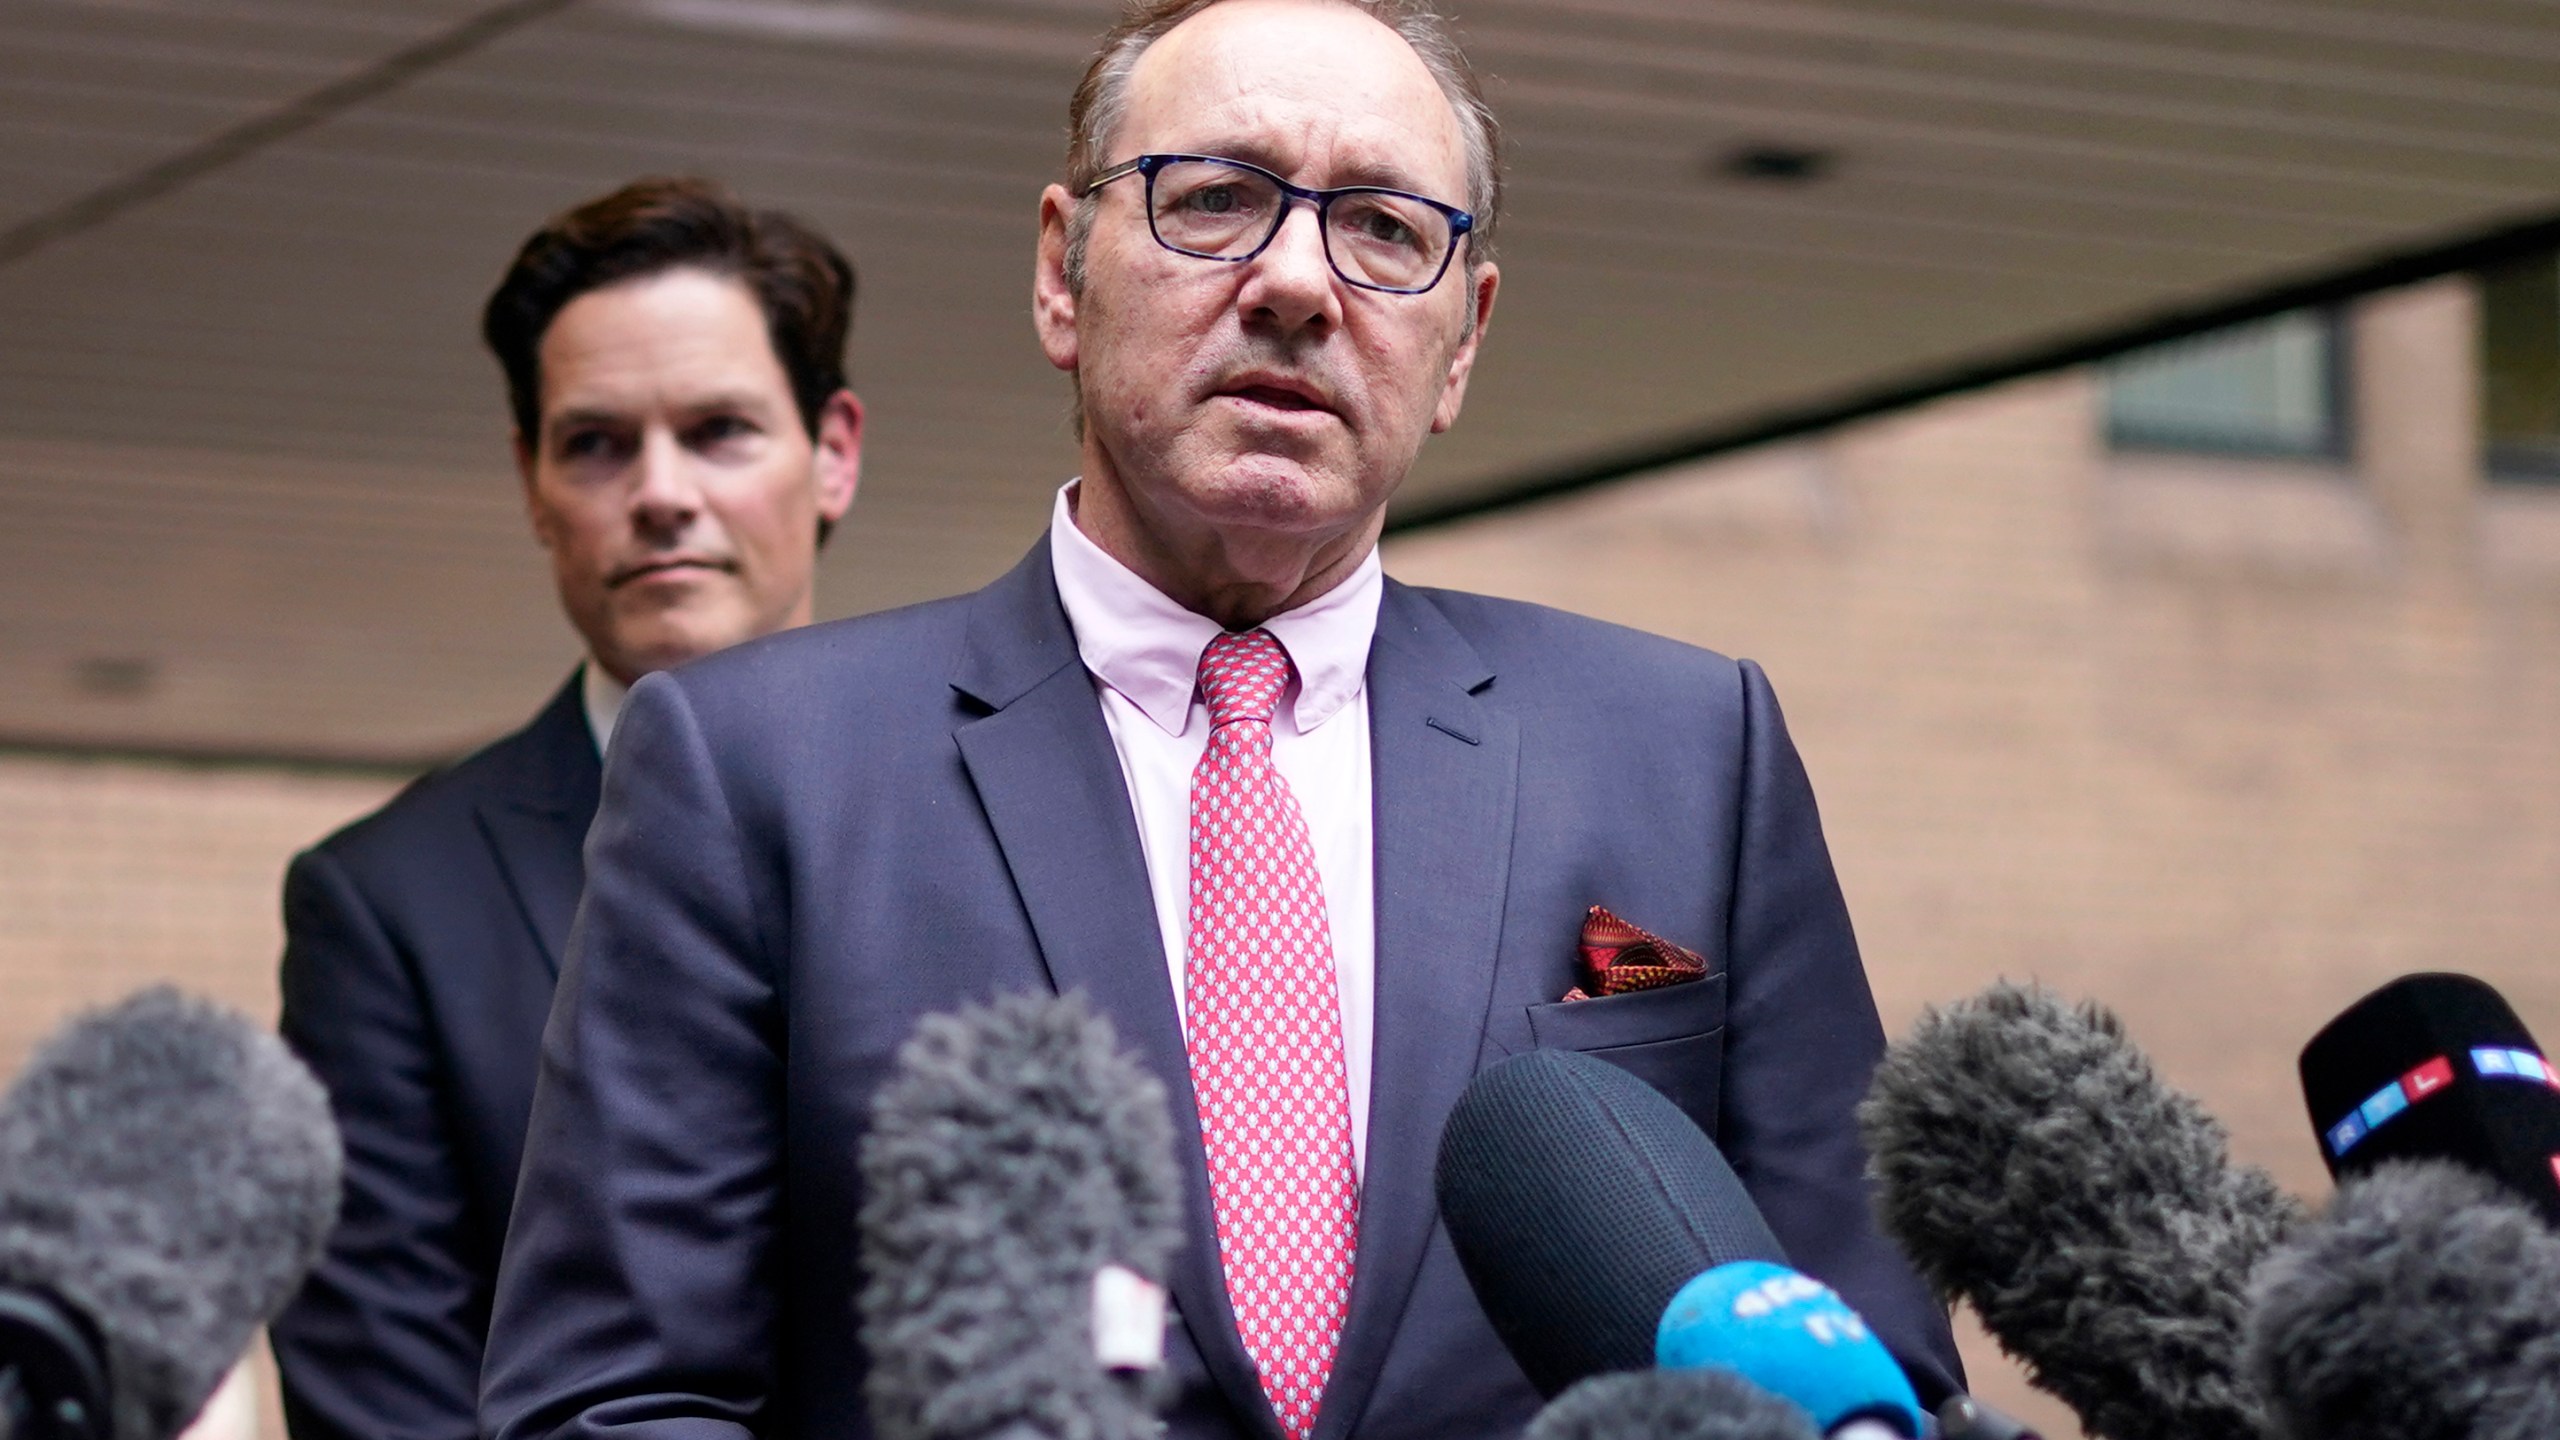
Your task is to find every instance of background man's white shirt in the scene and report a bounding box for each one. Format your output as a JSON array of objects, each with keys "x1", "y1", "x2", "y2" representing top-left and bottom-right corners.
[{"x1": 582, "y1": 660, "x2": 629, "y2": 758}]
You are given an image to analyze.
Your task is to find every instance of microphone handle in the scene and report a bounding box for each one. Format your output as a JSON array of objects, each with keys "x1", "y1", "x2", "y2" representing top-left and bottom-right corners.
[
  {"x1": 1935, "y1": 1394, "x2": 2043, "y2": 1440},
  {"x1": 0, "y1": 1290, "x2": 106, "y2": 1440}
]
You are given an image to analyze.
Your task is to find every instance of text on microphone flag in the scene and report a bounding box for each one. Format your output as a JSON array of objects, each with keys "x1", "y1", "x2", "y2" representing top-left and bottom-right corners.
[
  {"x1": 2323, "y1": 1048, "x2": 2560, "y2": 1159},
  {"x1": 2404, "y1": 1056, "x2": 2454, "y2": 1097},
  {"x1": 2472, "y1": 1045, "x2": 2556, "y2": 1083}
]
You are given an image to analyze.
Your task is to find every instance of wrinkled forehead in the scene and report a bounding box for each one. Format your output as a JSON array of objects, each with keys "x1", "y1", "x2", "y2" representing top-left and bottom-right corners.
[{"x1": 1117, "y1": 0, "x2": 1469, "y2": 202}]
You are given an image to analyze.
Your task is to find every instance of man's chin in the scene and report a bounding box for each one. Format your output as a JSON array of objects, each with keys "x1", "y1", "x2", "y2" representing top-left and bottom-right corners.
[
  {"x1": 598, "y1": 607, "x2": 760, "y2": 678},
  {"x1": 1178, "y1": 454, "x2": 1386, "y2": 534}
]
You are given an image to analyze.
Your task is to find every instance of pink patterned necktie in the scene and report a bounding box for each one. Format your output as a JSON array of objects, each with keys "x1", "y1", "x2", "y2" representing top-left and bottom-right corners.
[{"x1": 1184, "y1": 627, "x2": 1359, "y2": 1440}]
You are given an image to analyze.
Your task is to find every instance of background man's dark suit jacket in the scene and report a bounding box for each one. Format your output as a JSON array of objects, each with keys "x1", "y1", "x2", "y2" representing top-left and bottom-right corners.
[
  {"x1": 482, "y1": 545, "x2": 1962, "y2": 1440},
  {"x1": 274, "y1": 676, "x2": 599, "y2": 1440}
]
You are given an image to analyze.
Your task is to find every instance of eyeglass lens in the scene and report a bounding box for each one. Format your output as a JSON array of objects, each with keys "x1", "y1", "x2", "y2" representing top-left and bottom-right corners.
[{"x1": 1147, "y1": 160, "x2": 1451, "y2": 291}]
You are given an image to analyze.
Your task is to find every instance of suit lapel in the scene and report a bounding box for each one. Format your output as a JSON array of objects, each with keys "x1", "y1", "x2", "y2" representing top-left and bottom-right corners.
[
  {"x1": 1315, "y1": 581, "x2": 1518, "y2": 1440},
  {"x1": 474, "y1": 674, "x2": 602, "y2": 978},
  {"x1": 949, "y1": 545, "x2": 1278, "y2": 1438}
]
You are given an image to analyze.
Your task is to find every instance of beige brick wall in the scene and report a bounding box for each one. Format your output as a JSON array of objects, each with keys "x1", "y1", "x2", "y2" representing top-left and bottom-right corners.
[
  {"x1": 0, "y1": 753, "x2": 398, "y2": 1055},
  {"x1": 1385, "y1": 277, "x2": 2560, "y2": 1437}
]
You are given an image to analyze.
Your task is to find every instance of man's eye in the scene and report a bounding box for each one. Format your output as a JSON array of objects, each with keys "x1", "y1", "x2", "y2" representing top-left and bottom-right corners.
[
  {"x1": 691, "y1": 415, "x2": 757, "y2": 447},
  {"x1": 1340, "y1": 203, "x2": 1422, "y2": 251},
  {"x1": 1361, "y1": 212, "x2": 1416, "y2": 245},
  {"x1": 1183, "y1": 185, "x2": 1241, "y2": 215},
  {"x1": 558, "y1": 430, "x2": 620, "y2": 460}
]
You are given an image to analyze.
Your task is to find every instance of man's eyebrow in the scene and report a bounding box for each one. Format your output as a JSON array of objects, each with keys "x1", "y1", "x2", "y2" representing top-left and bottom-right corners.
[
  {"x1": 1322, "y1": 157, "x2": 1442, "y2": 196},
  {"x1": 542, "y1": 406, "x2": 632, "y2": 433},
  {"x1": 674, "y1": 390, "x2": 784, "y2": 418},
  {"x1": 544, "y1": 393, "x2": 782, "y2": 431},
  {"x1": 1181, "y1": 139, "x2": 1437, "y2": 196}
]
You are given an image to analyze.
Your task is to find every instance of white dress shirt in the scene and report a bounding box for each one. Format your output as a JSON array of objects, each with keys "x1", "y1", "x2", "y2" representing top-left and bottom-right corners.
[
  {"x1": 582, "y1": 660, "x2": 629, "y2": 759},
  {"x1": 1048, "y1": 482, "x2": 1382, "y2": 1177}
]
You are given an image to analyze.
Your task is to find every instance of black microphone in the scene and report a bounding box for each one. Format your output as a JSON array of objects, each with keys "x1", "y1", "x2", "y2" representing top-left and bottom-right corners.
[
  {"x1": 1525, "y1": 1368, "x2": 1820, "y2": 1440},
  {"x1": 1435, "y1": 1050, "x2": 1933, "y2": 1438},
  {"x1": 2245, "y1": 1159, "x2": 2560, "y2": 1440},
  {"x1": 858, "y1": 991, "x2": 1183, "y2": 1440},
  {"x1": 2298, "y1": 972, "x2": 2560, "y2": 1226},
  {"x1": 1434, "y1": 1047, "x2": 1788, "y2": 1401},
  {"x1": 0, "y1": 986, "x2": 342, "y2": 1440},
  {"x1": 1859, "y1": 981, "x2": 2300, "y2": 1440}
]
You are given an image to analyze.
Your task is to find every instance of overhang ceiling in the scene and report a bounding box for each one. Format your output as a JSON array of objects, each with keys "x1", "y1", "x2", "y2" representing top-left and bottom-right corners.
[{"x1": 6, "y1": 0, "x2": 2560, "y2": 762}]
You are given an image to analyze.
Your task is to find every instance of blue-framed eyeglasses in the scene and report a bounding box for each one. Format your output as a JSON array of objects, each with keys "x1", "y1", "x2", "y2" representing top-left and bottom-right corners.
[{"x1": 1079, "y1": 153, "x2": 1475, "y2": 296}]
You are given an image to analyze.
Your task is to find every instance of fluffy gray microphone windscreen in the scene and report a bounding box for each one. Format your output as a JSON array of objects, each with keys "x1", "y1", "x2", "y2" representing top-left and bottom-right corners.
[
  {"x1": 859, "y1": 991, "x2": 1182, "y2": 1440},
  {"x1": 2245, "y1": 1160, "x2": 2560, "y2": 1440},
  {"x1": 0, "y1": 987, "x2": 341, "y2": 1440},
  {"x1": 1857, "y1": 982, "x2": 2301, "y2": 1440},
  {"x1": 1435, "y1": 1048, "x2": 1788, "y2": 1401},
  {"x1": 1525, "y1": 1369, "x2": 1821, "y2": 1440}
]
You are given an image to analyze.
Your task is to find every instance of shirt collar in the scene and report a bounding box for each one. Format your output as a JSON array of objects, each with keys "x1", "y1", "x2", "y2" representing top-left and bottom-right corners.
[
  {"x1": 581, "y1": 659, "x2": 629, "y2": 757},
  {"x1": 1047, "y1": 480, "x2": 1381, "y2": 738}
]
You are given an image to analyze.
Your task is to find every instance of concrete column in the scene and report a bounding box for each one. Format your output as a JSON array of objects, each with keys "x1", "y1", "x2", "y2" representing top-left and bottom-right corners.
[{"x1": 2352, "y1": 278, "x2": 2481, "y2": 581}]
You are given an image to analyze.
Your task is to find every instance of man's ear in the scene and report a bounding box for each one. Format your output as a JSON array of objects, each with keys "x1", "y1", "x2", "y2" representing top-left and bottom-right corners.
[
  {"x1": 1034, "y1": 184, "x2": 1083, "y2": 374},
  {"x1": 1430, "y1": 261, "x2": 1500, "y2": 434},
  {"x1": 812, "y1": 389, "x2": 864, "y2": 524}
]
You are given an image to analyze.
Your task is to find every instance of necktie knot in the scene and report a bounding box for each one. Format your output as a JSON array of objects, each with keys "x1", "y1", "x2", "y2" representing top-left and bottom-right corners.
[{"x1": 1198, "y1": 628, "x2": 1293, "y2": 727}]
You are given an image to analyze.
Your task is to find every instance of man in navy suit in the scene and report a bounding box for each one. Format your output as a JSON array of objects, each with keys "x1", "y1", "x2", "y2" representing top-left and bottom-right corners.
[
  {"x1": 483, "y1": 3, "x2": 1963, "y2": 1436},
  {"x1": 271, "y1": 176, "x2": 863, "y2": 1440}
]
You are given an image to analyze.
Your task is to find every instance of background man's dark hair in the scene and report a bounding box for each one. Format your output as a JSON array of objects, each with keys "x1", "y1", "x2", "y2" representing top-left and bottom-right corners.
[{"x1": 482, "y1": 176, "x2": 857, "y2": 540}]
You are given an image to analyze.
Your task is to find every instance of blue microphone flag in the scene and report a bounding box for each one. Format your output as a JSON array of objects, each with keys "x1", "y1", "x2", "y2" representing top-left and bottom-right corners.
[{"x1": 1657, "y1": 1261, "x2": 1928, "y2": 1438}]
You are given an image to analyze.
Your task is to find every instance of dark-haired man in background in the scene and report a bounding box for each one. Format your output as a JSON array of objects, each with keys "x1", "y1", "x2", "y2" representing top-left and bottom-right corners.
[{"x1": 270, "y1": 176, "x2": 862, "y2": 1440}]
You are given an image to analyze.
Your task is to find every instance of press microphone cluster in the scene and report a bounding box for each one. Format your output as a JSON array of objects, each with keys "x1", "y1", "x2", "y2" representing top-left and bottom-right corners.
[
  {"x1": 2253, "y1": 972, "x2": 2560, "y2": 1440},
  {"x1": 1862, "y1": 971, "x2": 2560, "y2": 1440},
  {"x1": 1859, "y1": 981, "x2": 2299, "y2": 1440},
  {"x1": 2247, "y1": 1158, "x2": 2560, "y2": 1440},
  {"x1": 857, "y1": 974, "x2": 2560, "y2": 1440},
  {"x1": 1436, "y1": 1048, "x2": 1983, "y2": 1440},
  {"x1": 859, "y1": 991, "x2": 1183, "y2": 1440},
  {"x1": 0, "y1": 987, "x2": 342, "y2": 1440}
]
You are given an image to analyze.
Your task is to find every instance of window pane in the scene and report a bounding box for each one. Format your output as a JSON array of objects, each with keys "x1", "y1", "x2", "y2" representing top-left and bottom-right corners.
[
  {"x1": 2479, "y1": 252, "x2": 2560, "y2": 482},
  {"x1": 2105, "y1": 310, "x2": 2343, "y2": 457}
]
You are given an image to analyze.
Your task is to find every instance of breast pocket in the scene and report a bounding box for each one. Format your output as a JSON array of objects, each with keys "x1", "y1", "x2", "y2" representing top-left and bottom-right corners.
[{"x1": 1521, "y1": 974, "x2": 1728, "y2": 1134}]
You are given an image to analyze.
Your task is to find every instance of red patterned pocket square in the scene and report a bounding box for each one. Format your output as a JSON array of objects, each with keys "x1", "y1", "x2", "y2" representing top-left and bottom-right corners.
[{"x1": 1563, "y1": 905, "x2": 1710, "y2": 1001}]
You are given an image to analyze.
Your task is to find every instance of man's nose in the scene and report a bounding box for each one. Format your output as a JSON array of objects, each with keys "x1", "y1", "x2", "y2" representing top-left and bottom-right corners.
[
  {"x1": 629, "y1": 427, "x2": 701, "y2": 529},
  {"x1": 1237, "y1": 200, "x2": 1343, "y2": 335}
]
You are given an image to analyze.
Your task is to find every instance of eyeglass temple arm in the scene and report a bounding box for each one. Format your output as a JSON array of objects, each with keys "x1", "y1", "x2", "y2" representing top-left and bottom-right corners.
[{"x1": 1077, "y1": 157, "x2": 1148, "y2": 197}]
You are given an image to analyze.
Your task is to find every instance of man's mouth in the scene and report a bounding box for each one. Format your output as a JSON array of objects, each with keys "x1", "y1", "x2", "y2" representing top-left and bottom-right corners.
[
  {"x1": 1214, "y1": 373, "x2": 1334, "y2": 416},
  {"x1": 609, "y1": 557, "x2": 734, "y2": 588}
]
